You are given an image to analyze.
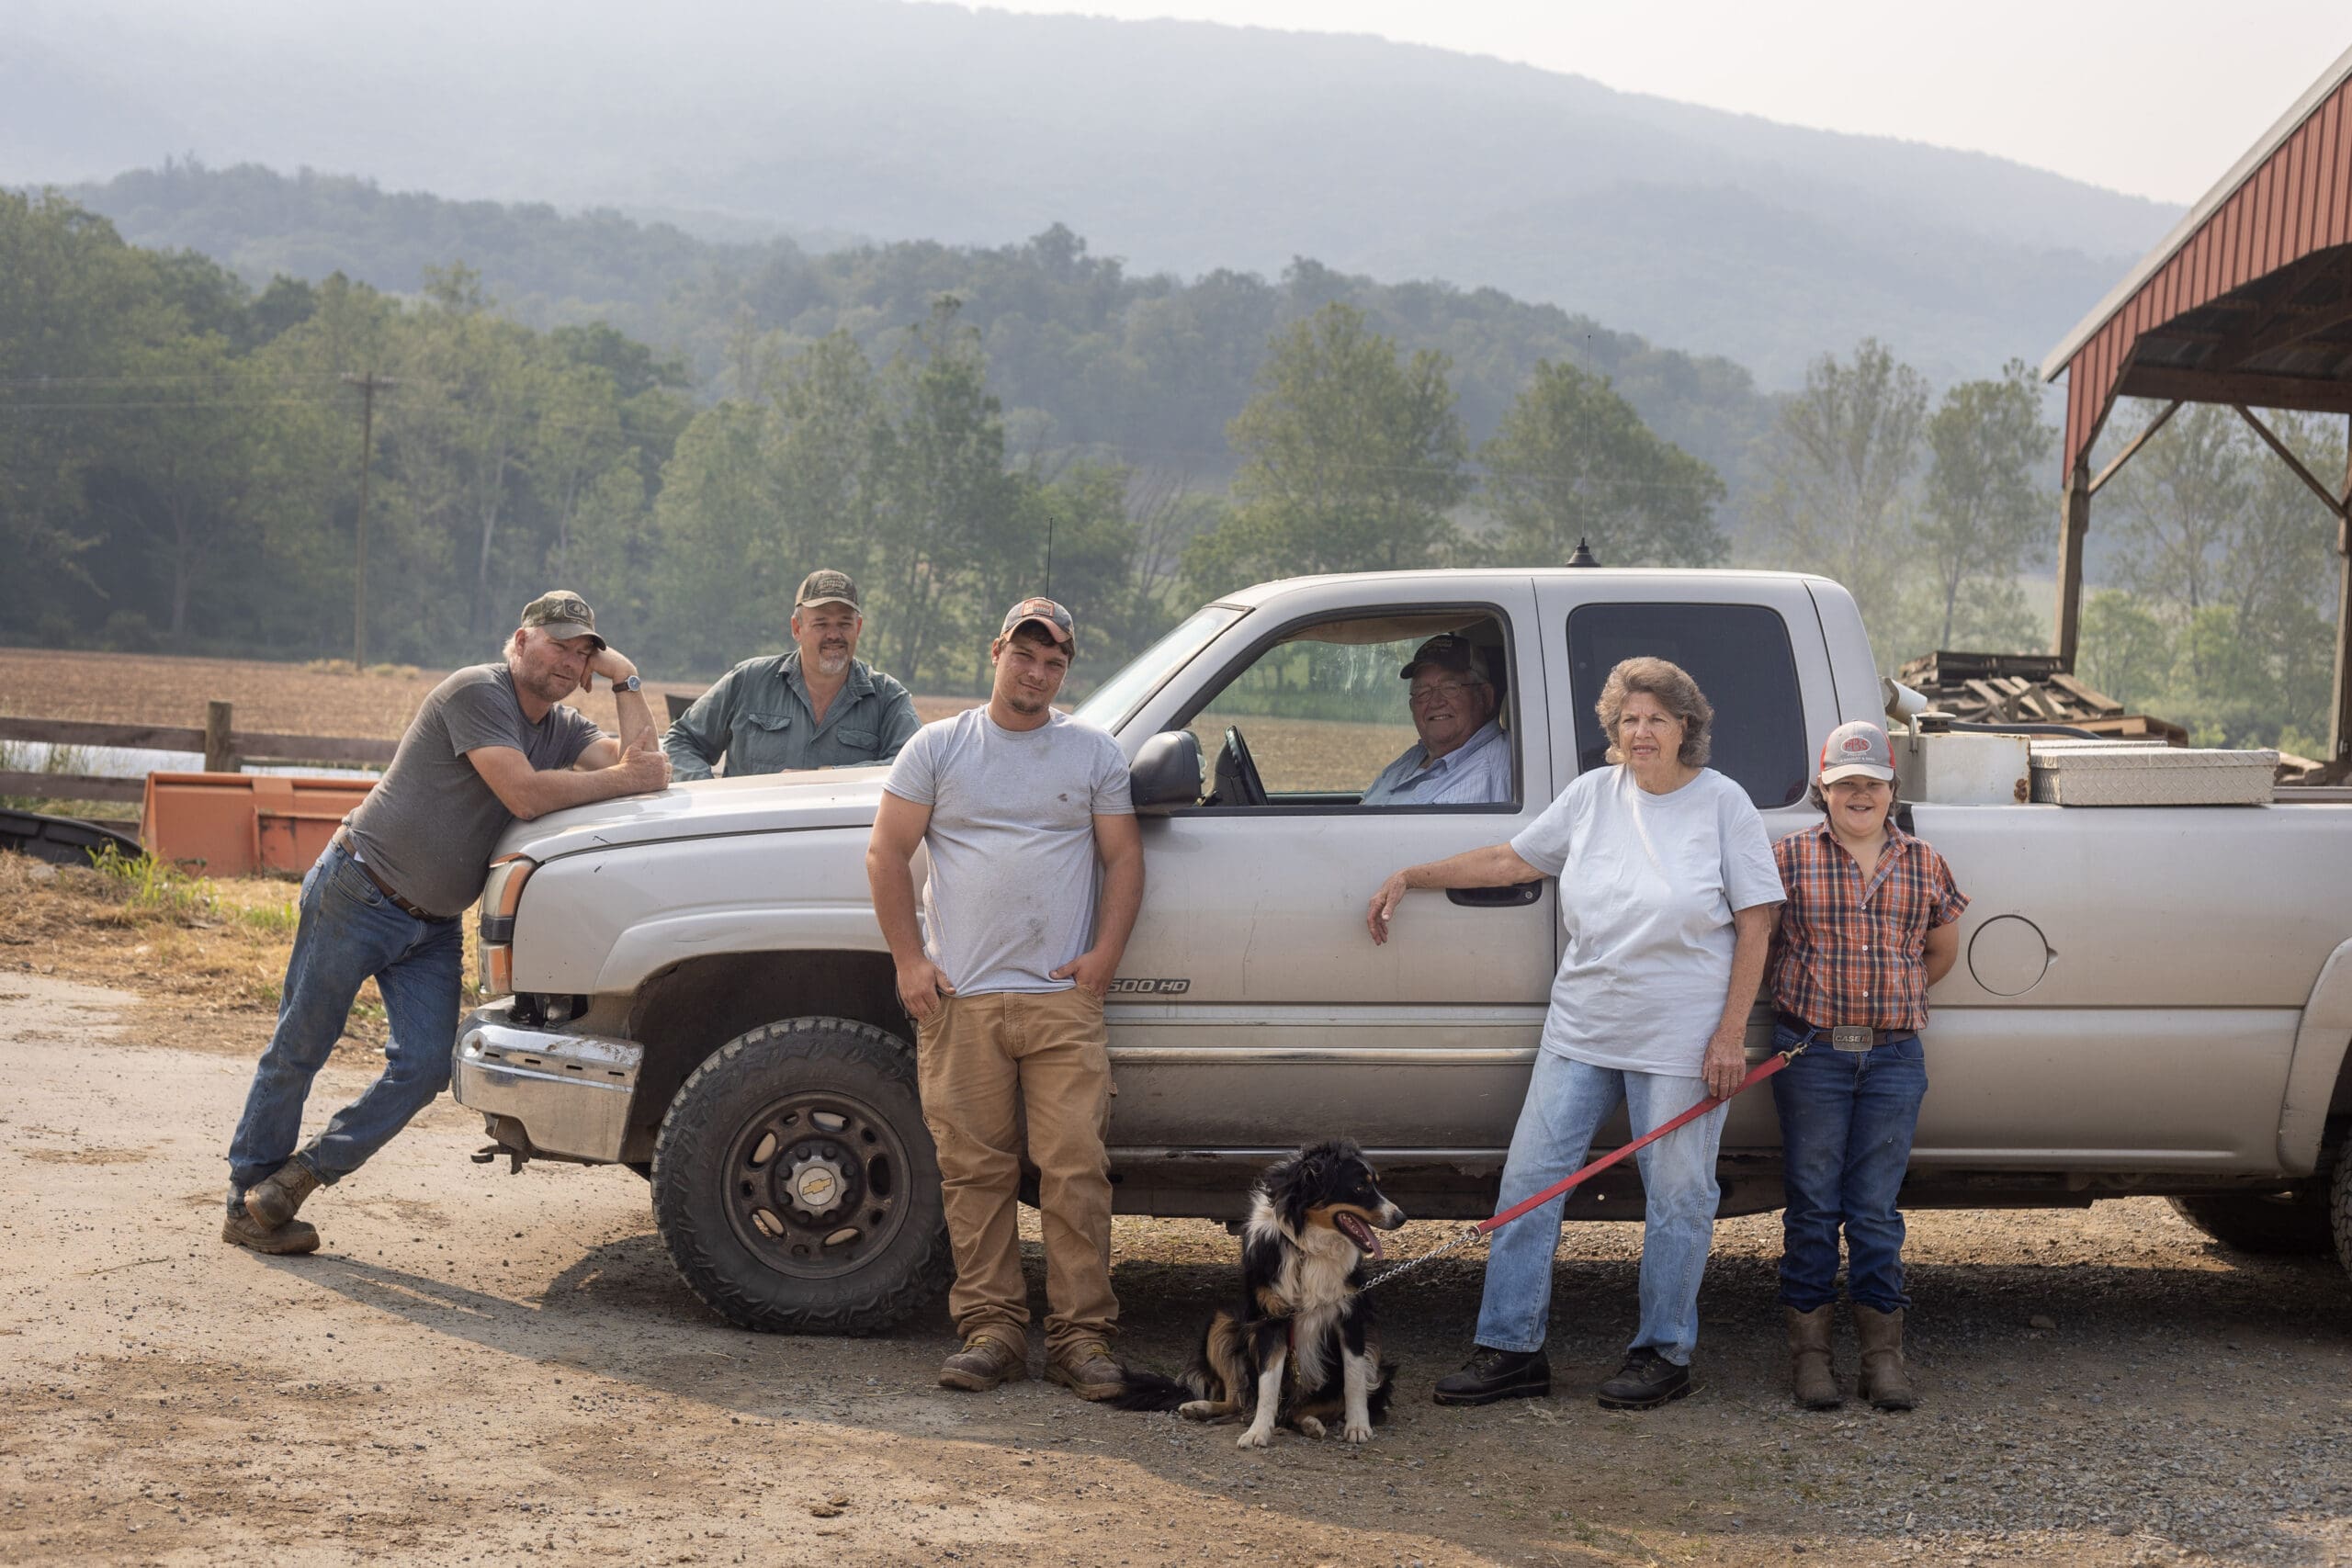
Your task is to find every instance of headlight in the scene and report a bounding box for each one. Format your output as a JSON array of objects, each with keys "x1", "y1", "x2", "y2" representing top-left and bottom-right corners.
[{"x1": 479, "y1": 854, "x2": 537, "y2": 944}]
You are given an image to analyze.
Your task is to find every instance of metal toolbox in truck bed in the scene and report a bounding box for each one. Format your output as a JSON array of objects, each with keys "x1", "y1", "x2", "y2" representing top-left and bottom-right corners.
[{"x1": 2027, "y1": 742, "x2": 2278, "y2": 806}]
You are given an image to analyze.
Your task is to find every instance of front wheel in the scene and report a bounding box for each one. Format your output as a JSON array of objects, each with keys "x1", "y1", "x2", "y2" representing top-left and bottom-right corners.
[
  {"x1": 652, "y1": 1016, "x2": 952, "y2": 1334},
  {"x1": 2335, "y1": 1137, "x2": 2352, "y2": 1282}
]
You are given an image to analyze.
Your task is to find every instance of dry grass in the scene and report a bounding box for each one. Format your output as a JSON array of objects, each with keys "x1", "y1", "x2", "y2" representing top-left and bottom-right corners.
[{"x1": 0, "y1": 848, "x2": 467, "y2": 1063}]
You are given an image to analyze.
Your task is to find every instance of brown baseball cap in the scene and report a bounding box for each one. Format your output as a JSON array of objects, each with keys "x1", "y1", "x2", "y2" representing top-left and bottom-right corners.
[
  {"x1": 795, "y1": 570, "x2": 861, "y2": 611},
  {"x1": 1000, "y1": 596, "x2": 1076, "y2": 654},
  {"x1": 519, "y1": 590, "x2": 605, "y2": 650}
]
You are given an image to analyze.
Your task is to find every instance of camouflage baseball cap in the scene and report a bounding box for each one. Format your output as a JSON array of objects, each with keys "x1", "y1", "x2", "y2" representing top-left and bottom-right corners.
[
  {"x1": 519, "y1": 590, "x2": 605, "y2": 650},
  {"x1": 795, "y1": 569, "x2": 861, "y2": 611},
  {"x1": 1000, "y1": 596, "x2": 1076, "y2": 654}
]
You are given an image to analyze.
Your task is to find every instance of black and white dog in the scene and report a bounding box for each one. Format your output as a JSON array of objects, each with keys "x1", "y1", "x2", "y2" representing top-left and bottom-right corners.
[{"x1": 1117, "y1": 1140, "x2": 1406, "y2": 1447}]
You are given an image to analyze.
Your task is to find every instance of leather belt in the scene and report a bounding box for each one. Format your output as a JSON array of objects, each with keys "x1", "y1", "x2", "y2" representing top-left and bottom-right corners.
[
  {"x1": 332, "y1": 829, "x2": 454, "y2": 922},
  {"x1": 1776, "y1": 1010, "x2": 1912, "y2": 1052}
]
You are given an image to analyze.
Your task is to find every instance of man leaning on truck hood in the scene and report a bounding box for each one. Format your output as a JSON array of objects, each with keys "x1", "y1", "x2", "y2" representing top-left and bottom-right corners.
[
  {"x1": 220, "y1": 591, "x2": 672, "y2": 1255},
  {"x1": 865, "y1": 595, "x2": 1145, "y2": 1404},
  {"x1": 662, "y1": 569, "x2": 920, "y2": 779}
]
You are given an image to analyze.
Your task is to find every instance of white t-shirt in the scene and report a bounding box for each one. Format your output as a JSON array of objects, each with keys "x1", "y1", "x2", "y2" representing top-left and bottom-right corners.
[
  {"x1": 1510, "y1": 765, "x2": 1782, "y2": 1075},
  {"x1": 882, "y1": 706, "x2": 1133, "y2": 995}
]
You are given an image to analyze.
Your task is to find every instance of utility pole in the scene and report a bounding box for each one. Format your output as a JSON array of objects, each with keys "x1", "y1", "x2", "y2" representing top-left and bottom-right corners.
[{"x1": 343, "y1": 371, "x2": 395, "y2": 669}]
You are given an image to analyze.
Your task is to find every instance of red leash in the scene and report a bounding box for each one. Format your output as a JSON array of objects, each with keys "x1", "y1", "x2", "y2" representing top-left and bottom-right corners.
[
  {"x1": 1363, "y1": 1046, "x2": 1802, "y2": 1290},
  {"x1": 1475, "y1": 1049, "x2": 1800, "y2": 1234}
]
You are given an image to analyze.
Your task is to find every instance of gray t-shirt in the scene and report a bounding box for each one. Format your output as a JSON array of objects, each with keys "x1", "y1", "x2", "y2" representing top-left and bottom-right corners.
[
  {"x1": 345, "y1": 663, "x2": 602, "y2": 917},
  {"x1": 881, "y1": 706, "x2": 1134, "y2": 995},
  {"x1": 1510, "y1": 764, "x2": 1782, "y2": 1075}
]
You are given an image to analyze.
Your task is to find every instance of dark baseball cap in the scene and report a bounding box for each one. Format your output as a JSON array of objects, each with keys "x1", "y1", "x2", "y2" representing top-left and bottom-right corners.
[
  {"x1": 519, "y1": 590, "x2": 605, "y2": 650},
  {"x1": 1818, "y1": 720, "x2": 1895, "y2": 784},
  {"x1": 794, "y1": 570, "x2": 860, "y2": 611},
  {"x1": 1399, "y1": 634, "x2": 1487, "y2": 682},
  {"x1": 1000, "y1": 596, "x2": 1076, "y2": 653}
]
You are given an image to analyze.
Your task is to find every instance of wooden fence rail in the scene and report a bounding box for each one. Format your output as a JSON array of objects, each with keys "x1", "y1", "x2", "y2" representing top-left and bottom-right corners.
[{"x1": 0, "y1": 703, "x2": 398, "y2": 811}]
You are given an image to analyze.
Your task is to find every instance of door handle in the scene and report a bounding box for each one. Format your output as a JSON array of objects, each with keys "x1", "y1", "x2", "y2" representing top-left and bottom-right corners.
[{"x1": 1447, "y1": 882, "x2": 1543, "y2": 908}]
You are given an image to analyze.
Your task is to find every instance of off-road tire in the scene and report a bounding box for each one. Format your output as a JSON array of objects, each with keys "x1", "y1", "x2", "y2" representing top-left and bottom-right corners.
[
  {"x1": 2333, "y1": 1135, "x2": 2352, "y2": 1283},
  {"x1": 652, "y1": 1016, "x2": 952, "y2": 1335},
  {"x1": 2168, "y1": 1188, "x2": 2333, "y2": 1257}
]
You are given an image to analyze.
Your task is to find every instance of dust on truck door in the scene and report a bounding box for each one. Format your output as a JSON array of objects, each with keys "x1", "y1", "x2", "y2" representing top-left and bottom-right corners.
[{"x1": 1110, "y1": 581, "x2": 1557, "y2": 1152}]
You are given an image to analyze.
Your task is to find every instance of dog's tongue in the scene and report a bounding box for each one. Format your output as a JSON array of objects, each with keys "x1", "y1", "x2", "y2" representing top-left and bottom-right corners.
[{"x1": 1336, "y1": 1212, "x2": 1382, "y2": 1258}]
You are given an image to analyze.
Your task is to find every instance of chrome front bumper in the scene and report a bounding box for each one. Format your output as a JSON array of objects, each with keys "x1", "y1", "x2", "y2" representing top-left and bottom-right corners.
[{"x1": 450, "y1": 1002, "x2": 642, "y2": 1164}]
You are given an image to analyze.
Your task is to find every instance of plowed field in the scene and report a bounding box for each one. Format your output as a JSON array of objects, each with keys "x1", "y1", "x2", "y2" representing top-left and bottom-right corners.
[{"x1": 0, "y1": 646, "x2": 980, "y2": 740}]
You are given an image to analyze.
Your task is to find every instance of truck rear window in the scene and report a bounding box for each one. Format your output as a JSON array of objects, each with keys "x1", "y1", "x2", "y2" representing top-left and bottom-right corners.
[{"x1": 1566, "y1": 603, "x2": 1809, "y2": 807}]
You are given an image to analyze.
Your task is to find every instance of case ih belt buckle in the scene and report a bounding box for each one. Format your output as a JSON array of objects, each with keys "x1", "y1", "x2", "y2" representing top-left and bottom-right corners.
[{"x1": 1829, "y1": 1025, "x2": 1876, "y2": 1051}]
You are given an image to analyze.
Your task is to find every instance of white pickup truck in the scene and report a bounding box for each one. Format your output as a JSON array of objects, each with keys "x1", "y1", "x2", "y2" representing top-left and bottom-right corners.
[{"x1": 451, "y1": 569, "x2": 2352, "y2": 1334}]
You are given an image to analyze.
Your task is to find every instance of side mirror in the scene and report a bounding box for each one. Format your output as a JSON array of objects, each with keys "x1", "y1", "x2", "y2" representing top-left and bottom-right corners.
[{"x1": 1129, "y1": 729, "x2": 1203, "y2": 815}]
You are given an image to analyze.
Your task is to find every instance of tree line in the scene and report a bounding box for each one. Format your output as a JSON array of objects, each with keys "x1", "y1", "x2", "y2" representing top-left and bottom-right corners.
[
  {"x1": 3, "y1": 189, "x2": 2338, "y2": 750},
  {"x1": 1756, "y1": 340, "x2": 2346, "y2": 753}
]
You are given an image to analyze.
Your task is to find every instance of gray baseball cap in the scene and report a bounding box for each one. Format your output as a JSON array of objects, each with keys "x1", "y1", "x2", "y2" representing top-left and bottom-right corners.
[
  {"x1": 519, "y1": 590, "x2": 605, "y2": 650},
  {"x1": 1818, "y1": 720, "x2": 1895, "y2": 784},
  {"x1": 795, "y1": 570, "x2": 861, "y2": 611}
]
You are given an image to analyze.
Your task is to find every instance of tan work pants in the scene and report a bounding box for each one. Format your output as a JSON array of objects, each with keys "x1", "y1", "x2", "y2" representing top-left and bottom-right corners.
[{"x1": 914, "y1": 987, "x2": 1116, "y2": 1359}]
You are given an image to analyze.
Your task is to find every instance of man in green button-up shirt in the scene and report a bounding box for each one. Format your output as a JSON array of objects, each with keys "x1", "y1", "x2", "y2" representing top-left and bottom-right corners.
[{"x1": 662, "y1": 570, "x2": 922, "y2": 779}]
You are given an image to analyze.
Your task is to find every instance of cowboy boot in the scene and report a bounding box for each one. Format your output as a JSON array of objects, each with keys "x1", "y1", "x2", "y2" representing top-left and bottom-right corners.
[
  {"x1": 1855, "y1": 1305, "x2": 1917, "y2": 1411},
  {"x1": 1784, "y1": 1305, "x2": 1842, "y2": 1410}
]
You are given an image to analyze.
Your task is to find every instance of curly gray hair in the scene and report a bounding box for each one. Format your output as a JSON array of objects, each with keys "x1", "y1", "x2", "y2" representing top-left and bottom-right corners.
[{"x1": 1596, "y1": 657, "x2": 1713, "y2": 768}]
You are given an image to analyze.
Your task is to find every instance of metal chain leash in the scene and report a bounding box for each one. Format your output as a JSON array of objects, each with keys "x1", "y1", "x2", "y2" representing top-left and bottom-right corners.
[{"x1": 1362, "y1": 1223, "x2": 1487, "y2": 1292}]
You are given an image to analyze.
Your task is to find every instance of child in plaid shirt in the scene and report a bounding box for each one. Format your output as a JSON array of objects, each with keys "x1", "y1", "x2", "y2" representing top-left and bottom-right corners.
[{"x1": 1769, "y1": 720, "x2": 1967, "y2": 1413}]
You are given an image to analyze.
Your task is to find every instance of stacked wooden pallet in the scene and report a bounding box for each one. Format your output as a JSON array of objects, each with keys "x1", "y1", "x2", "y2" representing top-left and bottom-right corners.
[{"x1": 1894, "y1": 651, "x2": 2188, "y2": 745}]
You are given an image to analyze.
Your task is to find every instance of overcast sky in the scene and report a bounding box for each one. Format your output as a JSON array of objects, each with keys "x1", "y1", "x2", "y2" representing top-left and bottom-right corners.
[{"x1": 966, "y1": 1, "x2": 2350, "y2": 206}]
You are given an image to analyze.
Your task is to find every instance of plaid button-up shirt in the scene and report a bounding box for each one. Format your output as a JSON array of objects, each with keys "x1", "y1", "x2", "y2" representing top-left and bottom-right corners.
[{"x1": 1770, "y1": 819, "x2": 1968, "y2": 1032}]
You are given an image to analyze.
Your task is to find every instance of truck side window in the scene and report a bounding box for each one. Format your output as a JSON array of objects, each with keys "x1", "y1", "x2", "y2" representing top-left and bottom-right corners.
[
  {"x1": 1566, "y1": 602, "x2": 1808, "y2": 808},
  {"x1": 1181, "y1": 610, "x2": 1518, "y2": 808}
]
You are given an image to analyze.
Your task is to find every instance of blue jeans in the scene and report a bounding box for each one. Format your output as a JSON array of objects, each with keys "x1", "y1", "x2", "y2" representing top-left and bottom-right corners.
[
  {"x1": 1474, "y1": 1052, "x2": 1727, "y2": 1366},
  {"x1": 225, "y1": 840, "x2": 466, "y2": 1213},
  {"x1": 1770, "y1": 1022, "x2": 1928, "y2": 1313}
]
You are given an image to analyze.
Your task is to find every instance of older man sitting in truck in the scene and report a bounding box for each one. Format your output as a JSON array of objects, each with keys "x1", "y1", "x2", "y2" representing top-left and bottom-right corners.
[{"x1": 1361, "y1": 634, "x2": 1510, "y2": 806}]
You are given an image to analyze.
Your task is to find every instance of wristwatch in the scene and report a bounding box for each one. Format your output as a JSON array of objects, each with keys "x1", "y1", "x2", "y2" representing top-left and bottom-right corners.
[{"x1": 613, "y1": 674, "x2": 642, "y2": 694}]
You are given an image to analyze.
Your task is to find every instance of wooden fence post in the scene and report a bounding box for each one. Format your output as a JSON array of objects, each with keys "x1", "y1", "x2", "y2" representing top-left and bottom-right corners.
[{"x1": 204, "y1": 701, "x2": 238, "y2": 773}]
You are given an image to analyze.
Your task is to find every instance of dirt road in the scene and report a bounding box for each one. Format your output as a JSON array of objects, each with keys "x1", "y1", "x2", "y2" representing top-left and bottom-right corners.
[{"x1": 2, "y1": 976, "x2": 2347, "y2": 1567}]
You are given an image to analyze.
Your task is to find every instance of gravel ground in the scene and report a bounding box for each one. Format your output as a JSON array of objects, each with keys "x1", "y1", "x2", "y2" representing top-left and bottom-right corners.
[{"x1": 1, "y1": 974, "x2": 2346, "y2": 1567}]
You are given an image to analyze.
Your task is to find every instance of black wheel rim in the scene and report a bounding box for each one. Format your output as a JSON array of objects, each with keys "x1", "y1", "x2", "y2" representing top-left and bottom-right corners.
[{"x1": 719, "y1": 1089, "x2": 917, "y2": 1280}]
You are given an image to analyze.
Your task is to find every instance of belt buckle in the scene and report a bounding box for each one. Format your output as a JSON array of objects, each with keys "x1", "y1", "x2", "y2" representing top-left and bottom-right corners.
[{"x1": 1828, "y1": 1025, "x2": 1875, "y2": 1052}]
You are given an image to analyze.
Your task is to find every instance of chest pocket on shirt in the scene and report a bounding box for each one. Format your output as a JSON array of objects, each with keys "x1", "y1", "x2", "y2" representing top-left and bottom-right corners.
[
  {"x1": 733, "y1": 710, "x2": 797, "y2": 774},
  {"x1": 831, "y1": 727, "x2": 879, "y2": 761}
]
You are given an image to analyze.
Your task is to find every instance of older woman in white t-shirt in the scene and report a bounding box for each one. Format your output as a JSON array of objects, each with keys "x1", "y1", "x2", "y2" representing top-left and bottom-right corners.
[{"x1": 1366, "y1": 656, "x2": 1782, "y2": 1412}]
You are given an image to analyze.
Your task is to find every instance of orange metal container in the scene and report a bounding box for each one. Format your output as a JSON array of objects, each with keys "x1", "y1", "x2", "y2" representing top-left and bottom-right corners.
[{"x1": 141, "y1": 773, "x2": 376, "y2": 876}]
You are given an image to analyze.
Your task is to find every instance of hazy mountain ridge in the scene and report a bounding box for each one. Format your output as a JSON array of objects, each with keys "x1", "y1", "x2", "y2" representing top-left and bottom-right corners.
[{"x1": 6, "y1": 0, "x2": 2179, "y2": 385}]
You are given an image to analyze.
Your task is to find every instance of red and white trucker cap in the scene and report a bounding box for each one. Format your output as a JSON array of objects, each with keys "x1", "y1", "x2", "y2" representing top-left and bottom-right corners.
[{"x1": 1817, "y1": 720, "x2": 1895, "y2": 784}]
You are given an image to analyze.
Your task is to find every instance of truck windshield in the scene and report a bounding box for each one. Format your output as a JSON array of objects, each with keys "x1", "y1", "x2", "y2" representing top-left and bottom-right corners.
[{"x1": 1071, "y1": 604, "x2": 1246, "y2": 732}]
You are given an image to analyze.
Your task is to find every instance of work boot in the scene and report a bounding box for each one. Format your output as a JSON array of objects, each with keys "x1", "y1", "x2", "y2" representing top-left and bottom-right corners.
[
  {"x1": 1595, "y1": 1348, "x2": 1693, "y2": 1410},
  {"x1": 1431, "y1": 1346, "x2": 1551, "y2": 1406},
  {"x1": 937, "y1": 1332, "x2": 1029, "y2": 1393},
  {"x1": 243, "y1": 1160, "x2": 322, "y2": 1230},
  {"x1": 1046, "y1": 1341, "x2": 1125, "y2": 1402},
  {"x1": 1784, "y1": 1305, "x2": 1843, "y2": 1410},
  {"x1": 1855, "y1": 1306, "x2": 1917, "y2": 1411},
  {"x1": 221, "y1": 1209, "x2": 320, "y2": 1256}
]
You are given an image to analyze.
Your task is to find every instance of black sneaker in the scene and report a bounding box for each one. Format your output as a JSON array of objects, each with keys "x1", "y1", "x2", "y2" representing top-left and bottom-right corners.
[
  {"x1": 1431, "y1": 1346, "x2": 1551, "y2": 1406},
  {"x1": 1595, "y1": 1348, "x2": 1693, "y2": 1410}
]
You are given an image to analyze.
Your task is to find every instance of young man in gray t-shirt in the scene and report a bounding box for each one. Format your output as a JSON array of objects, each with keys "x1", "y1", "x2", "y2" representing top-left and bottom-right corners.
[
  {"x1": 222, "y1": 592, "x2": 671, "y2": 1256},
  {"x1": 867, "y1": 596, "x2": 1143, "y2": 1401}
]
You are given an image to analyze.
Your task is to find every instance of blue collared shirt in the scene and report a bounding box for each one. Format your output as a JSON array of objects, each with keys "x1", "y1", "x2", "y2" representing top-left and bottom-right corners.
[
  {"x1": 1361, "y1": 719, "x2": 1512, "y2": 806},
  {"x1": 662, "y1": 651, "x2": 920, "y2": 781}
]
